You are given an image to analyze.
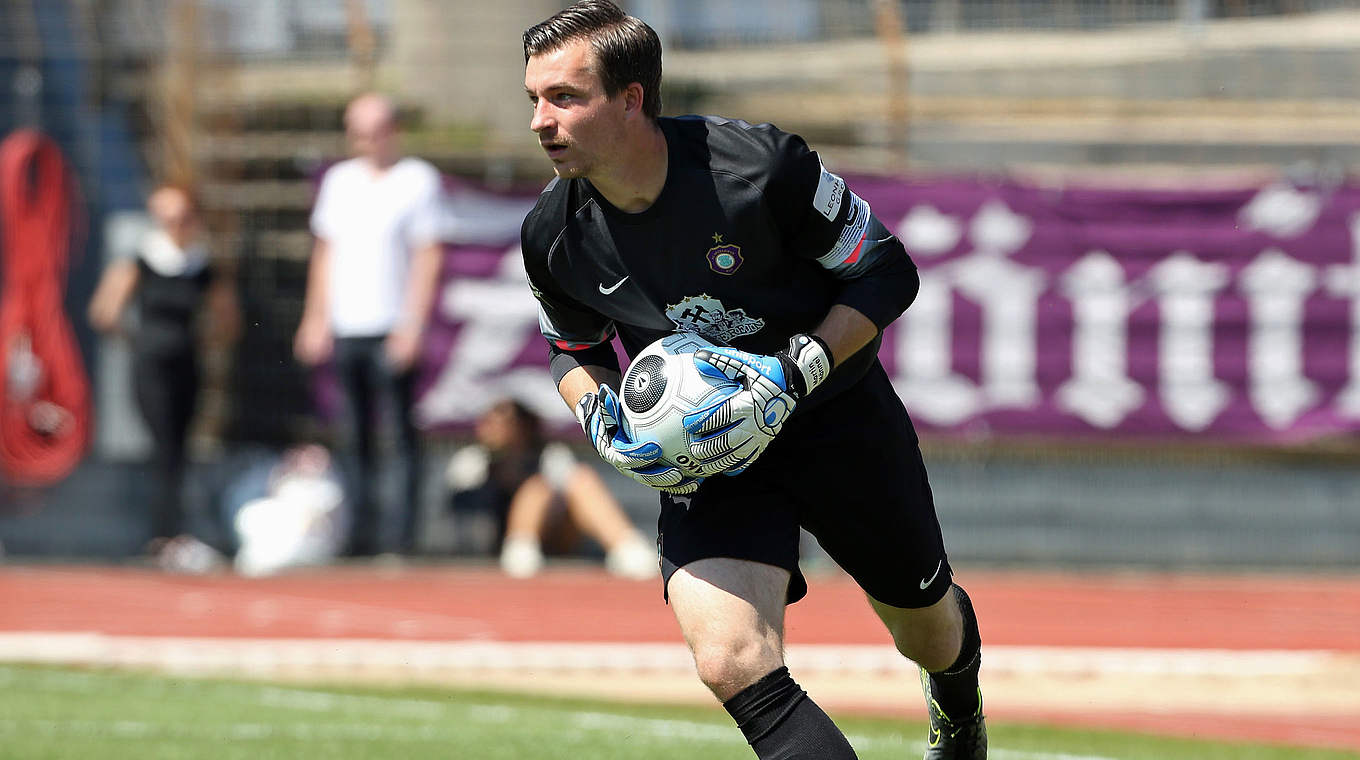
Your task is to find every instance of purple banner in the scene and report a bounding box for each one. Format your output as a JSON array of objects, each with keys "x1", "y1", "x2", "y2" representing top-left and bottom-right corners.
[{"x1": 414, "y1": 175, "x2": 1360, "y2": 442}]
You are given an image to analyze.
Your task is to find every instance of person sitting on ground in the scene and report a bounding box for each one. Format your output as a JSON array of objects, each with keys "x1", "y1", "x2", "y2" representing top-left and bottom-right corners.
[
  {"x1": 446, "y1": 398, "x2": 656, "y2": 579},
  {"x1": 222, "y1": 443, "x2": 350, "y2": 577}
]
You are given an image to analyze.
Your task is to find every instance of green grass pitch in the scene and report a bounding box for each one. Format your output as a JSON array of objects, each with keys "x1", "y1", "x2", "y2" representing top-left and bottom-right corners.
[{"x1": 0, "y1": 664, "x2": 1354, "y2": 760}]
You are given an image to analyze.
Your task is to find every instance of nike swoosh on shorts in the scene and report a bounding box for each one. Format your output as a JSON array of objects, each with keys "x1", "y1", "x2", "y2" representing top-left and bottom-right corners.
[{"x1": 919, "y1": 559, "x2": 943, "y2": 590}]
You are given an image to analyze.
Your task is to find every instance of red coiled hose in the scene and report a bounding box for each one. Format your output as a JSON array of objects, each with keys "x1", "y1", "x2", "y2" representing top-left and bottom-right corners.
[{"x1": 0, "y1": 130, "x2": 92, "y2": 486}]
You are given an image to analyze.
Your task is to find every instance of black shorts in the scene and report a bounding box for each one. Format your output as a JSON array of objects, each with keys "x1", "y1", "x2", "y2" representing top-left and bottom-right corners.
[{"x1": 658, "y1": 361, "x2": 952, "y2": 609}]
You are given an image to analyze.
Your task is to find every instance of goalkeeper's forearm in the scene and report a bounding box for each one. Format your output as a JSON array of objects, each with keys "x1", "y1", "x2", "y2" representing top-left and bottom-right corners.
[
  {"x1": 808, "y1": 304, "x2": 878, "y2": 368},
  {"x1": 557, "y1": 364, "x2": 622, "y2": 413}
]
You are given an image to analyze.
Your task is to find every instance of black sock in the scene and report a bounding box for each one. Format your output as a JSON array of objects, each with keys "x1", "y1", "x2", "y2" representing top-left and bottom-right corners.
[
  {"x1": 926, "y1": 584, "x2": 983, "y2": 721},
  {"x1": 723, "y1": 666, "x2": 858, "y2": 759}
]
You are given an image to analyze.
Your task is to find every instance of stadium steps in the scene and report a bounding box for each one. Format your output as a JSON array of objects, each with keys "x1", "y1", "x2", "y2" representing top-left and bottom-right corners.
[
  {"x1": 703, "y1": 91, "x2": 1360, "y2": 172},
  {"x1": 251, "y1": 230, "x2": 313, "y2": 262},
  {"x1": 178, "y1": 95, "x2": 365, "y2": 445},
  {"x1": 664, "y1": 9, "x2": 1360, "y2": 170},
  {"x1": 181, "y1": 93, "x2": 545, "y2": 444},
  {"x1": 663, "y1": 10, "x2": 1360, "y2": 96},
  {"x1": 722, "y1": 94, "x2": 1360, "y2": 145},
  {"x1": 199, "y1": 179, "x2": 315, "y2": 213}
]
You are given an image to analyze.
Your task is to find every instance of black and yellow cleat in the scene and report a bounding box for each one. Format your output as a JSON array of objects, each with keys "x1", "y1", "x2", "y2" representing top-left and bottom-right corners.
[{"x1": 921, "y1": 669, "x2": 987, "y2": 760}]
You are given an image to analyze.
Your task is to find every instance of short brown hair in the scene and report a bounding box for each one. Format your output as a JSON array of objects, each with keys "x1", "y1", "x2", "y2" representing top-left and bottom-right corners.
[{"x1": 523, "y1": 0, "x2": 663, "y2": 119}]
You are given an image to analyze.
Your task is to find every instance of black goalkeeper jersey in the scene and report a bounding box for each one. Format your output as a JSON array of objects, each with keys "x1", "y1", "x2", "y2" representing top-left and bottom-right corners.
[{"x1": 520, "y1": 115, "x2": 919, "y2": 407}]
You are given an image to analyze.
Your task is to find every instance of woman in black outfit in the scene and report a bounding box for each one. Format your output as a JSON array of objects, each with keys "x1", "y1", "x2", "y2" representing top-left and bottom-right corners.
[{"x1": 88, "y1": 184, "x2": 238, "y2": 568}]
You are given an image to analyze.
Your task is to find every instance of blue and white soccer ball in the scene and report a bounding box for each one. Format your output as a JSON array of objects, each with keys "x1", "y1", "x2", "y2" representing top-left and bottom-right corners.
[{"x1": 619, "y1": 332, "x2": 754, "y2": 479}]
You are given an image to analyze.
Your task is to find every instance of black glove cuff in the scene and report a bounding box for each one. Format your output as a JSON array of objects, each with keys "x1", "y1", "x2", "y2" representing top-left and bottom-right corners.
[
  {"x1": 780, "y1": 333, "x2": 833, "y2": 398},
  {"x1": 574, "y1": 392, "x2": 598, "y2": 434},
  {"x1": 801, "y1": 333, "x2": 833, "y2": 368}
]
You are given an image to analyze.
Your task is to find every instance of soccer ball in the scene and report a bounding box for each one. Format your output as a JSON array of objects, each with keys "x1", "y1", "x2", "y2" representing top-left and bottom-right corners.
[{"x1": 619, "y1": 332, "x2": 743, "y2": 478}]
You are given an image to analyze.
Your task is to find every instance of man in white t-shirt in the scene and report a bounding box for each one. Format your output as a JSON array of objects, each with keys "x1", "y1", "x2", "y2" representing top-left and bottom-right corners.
[{"x1": 294, "y1": 92, "x2": 443, "y2": 556}]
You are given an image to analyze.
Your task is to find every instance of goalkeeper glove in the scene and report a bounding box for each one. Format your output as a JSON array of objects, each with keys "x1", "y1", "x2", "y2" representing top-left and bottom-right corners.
[
  {"x1": 689, "y1": 334, "x2": 833, "y2": 472},
  {"x1": 576, "y1": 384, "x2": 702, "y2": 494}
]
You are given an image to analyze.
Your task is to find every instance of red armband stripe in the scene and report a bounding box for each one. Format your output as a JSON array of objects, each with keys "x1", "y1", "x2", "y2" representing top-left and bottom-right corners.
[
  {"x1": 554, "y1": 339, "x2": 597, "y2": 351},
  {"x1": 844, "y1": 232, "x2": 866, "y2": 264}
]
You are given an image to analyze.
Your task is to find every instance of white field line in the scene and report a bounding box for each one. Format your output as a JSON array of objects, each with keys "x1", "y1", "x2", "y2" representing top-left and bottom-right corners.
[
  {"x1": 0, "y1": 632, "x2": 1340, "y2": 678},
  {"x1": 39, "y1": 572, "x2": 503, "y2": 640},
  {"x1": 0, "y1": 668, "x2": 1120, "y2": 760}
]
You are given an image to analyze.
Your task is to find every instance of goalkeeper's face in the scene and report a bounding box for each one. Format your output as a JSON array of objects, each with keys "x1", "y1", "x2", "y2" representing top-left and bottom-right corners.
[{"x1": 525, "y1": 39, "x2": 628, "y2": 180}]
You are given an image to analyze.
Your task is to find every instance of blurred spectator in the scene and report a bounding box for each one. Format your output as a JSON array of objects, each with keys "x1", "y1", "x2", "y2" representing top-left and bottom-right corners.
[
  {"x1": 87, "y1": 183, "x2": 239, "y2": 571},
  {"x1": 293, "y1": 92, "x2": 443, "y2": 557},
  {"x1": 446, "y1": 398, "x2": 657, "y2": 580},
  {"x1": 220, "y1": 443, "x2": 349, "y2": 577}
]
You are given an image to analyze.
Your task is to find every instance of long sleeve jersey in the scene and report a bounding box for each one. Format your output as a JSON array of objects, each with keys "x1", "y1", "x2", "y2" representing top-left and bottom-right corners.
[{"x1": 520, "y1": 115, "x2": 919, "y2": 408}]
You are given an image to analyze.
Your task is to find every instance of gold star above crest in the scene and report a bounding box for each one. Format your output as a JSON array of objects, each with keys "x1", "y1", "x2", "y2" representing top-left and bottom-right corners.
[{"x1": 712, "y1": 233, "x2": 724, "y2": 243}]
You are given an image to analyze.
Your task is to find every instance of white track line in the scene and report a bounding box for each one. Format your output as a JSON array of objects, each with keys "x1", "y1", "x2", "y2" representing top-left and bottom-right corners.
[{"x1": 0, "y1": 633, "x2": 1339, "y2": 677}]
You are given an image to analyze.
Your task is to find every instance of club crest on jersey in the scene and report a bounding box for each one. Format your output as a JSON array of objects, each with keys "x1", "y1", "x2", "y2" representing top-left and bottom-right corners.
[
  {"x1": 665, "y1": 294, "x2": 765, "y2": 343},
  {"x1": 706, "y1": 233, "x2": 743, "y2": 275}
]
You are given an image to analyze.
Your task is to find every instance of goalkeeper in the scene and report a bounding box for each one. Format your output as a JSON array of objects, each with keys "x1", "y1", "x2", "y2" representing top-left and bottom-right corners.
[{"x1": 519, "y1": 3, "x2": 985, "y2": 759}]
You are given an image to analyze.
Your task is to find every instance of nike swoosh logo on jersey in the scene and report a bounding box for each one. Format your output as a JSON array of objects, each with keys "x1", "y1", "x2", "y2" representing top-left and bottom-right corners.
[
  {"x1": 919, "y1": 559, "x2": 943, "y2": 590},
  {"x1": 598, "y1": 276, "x2": 629, "y2": 295}
]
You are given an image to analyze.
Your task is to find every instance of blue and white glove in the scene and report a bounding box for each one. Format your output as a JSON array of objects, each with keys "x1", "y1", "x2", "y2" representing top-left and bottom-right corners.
[
  {"x1": 690, "y1": 334, "x2": 833, "y2": 474},
  {"x1": 576, "y1": 384, "x2": 702, "y2": 494}
]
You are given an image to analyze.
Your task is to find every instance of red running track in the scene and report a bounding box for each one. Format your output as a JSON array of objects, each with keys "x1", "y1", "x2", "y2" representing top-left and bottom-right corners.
[
  {"x1": 2, "y1": 564, "x2": 1358, "y2": 753},
  {"x1": 4, "y1": 565, "x2": 1357, "y2": 650}
]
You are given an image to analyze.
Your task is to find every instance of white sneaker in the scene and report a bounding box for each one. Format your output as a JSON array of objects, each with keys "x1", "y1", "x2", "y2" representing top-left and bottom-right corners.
[
  {"x1": 499, "y1": 536, "x2": 544, "y2": 578},
  {"x1": 157, "y1": 535, "x2": 225, "y2": 575},
  {"x1": 605, "y1": 536, "x2": 658, "y2": 580}
]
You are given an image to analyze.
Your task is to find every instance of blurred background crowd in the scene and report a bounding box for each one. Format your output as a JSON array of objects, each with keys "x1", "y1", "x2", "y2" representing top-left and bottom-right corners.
[{"x1": 0, "y1": 0, "x2": 1357, "y2": 577}]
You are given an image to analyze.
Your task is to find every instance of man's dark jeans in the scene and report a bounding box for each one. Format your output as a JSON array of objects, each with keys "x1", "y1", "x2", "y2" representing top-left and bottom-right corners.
[{"x1": 333, "y1": 335, "x2": 421, "y2": 555}]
